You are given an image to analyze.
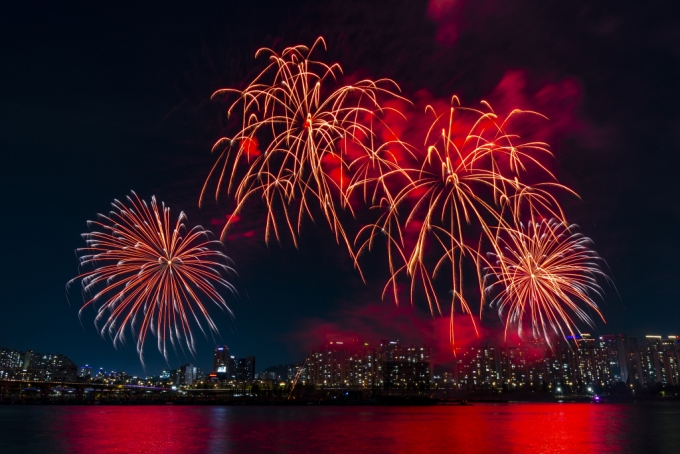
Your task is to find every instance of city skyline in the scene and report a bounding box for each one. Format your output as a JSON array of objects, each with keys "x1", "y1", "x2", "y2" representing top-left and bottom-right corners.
[
  {"x1": 5, "y1": 330, "x2": 680, "y2": 380},
  {"x1": 6, "y1": 332, "x2": 680, "y2": 403}
]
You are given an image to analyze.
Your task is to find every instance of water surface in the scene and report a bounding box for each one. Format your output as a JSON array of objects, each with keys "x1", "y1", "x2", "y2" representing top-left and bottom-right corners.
[{"x1": 1, "y1": 403, "x2": 678, "y2": 453}]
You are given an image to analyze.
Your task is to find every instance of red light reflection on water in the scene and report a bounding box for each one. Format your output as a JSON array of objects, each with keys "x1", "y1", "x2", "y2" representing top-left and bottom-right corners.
[
  {"x1": 57, "y1": 403, "x2": 629, "y2": 453},
  {"x1": 498, "y1": 403, "x2": 625, "y2": 453},
  {"x1": 61, "y1": 406, "x2": 213, "y2": 453}
]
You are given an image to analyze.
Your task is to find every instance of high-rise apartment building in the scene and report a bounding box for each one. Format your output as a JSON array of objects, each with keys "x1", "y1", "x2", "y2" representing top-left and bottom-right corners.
[
  {"x1": 305, "y1": 340, "x2": 429, "y2": 389},
  {"x1": 379, "y1": 341, "x2": 431, "y2": 390},
  {"x1": 454, "y1": 345, "x2": 498, "y2": 388},
  {"x1": 0, "y1": 349, "x2": 77, "y2": 382},
  {"x1": 598, "y1": 335, "x2": 629, "y2": 383},
  {"x1": 0, "y1": 348, "x2": 23, "y2": 379},
  {"x1": 448, "y1": 334, "x2": 680, "y2": 392},
  {"x1": 306, "y1": 340, "x2": 359, "y2": 387},
  {"x1": 638, "y1": 335, "x2": 680, "y2": 386}
]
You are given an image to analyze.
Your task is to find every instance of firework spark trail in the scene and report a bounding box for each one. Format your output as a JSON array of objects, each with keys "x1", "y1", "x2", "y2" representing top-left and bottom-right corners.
[
  {"x1": 201, "y1": 37, "x2": 408, "y2": 267},
  {"x1": 200, "y1": 37, "x2": 607, "y2": 347},
  {"x1": 483, "y1": 218, "x2": 607, "y2": 346},
  {"x1": 355, "y1": 98, "x2": 578, "y2": 344},
  {"x1": 68, "y1": 192, "x2": 236, "y2": 364}
]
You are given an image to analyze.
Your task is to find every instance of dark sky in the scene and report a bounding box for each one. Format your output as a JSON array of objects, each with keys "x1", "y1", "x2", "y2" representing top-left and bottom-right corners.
[{"x1": 1, "y1": 0, "x2": 679, "y2": 376}]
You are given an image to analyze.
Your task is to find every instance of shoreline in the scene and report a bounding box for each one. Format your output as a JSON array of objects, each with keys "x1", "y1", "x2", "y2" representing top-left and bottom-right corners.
[{"x1": 2, "y1": 397, "x2": 679, "y2": 406}]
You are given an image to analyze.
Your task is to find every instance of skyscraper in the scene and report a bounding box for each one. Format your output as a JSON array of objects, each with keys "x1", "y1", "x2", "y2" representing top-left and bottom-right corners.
[
  {"x1": 213, "y1": 345, "x2": 230, "y2": 378},
  {"x1": 235, "y1": 356, "x2": 256, "y2": 380},
  {"x1": 180, "y1": 364, "x2": 197, "y2": 386},
  {"x1": 213, "y1": 345, "x2": 236, "y2": 379}
]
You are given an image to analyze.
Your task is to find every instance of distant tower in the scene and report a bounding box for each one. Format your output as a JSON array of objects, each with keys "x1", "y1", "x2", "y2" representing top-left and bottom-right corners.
[
  {"x1": 180, "y1": 363, "x2": 197, "y2": 386},
  {"x1": 213, "y1": 345, "x2": 236, "y2": 379},
  {"x1": 214, "y1": 345, "x2": 230, "y2": 376}
]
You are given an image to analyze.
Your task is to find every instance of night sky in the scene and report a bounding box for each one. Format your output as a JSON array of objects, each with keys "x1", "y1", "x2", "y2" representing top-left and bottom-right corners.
[{"x1": 2, "y1": 0, "x2": 680, "y2": 376}]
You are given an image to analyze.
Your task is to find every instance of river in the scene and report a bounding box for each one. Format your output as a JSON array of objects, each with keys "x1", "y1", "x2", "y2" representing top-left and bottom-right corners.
[{"x1": 1, "y1": 402, "x2": 678, "y2": 453}]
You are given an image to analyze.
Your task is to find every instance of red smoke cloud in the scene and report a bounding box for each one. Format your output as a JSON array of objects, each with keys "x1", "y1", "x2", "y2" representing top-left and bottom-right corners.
[
  {"x1": 210, "y1": 213, "x2": 241, "y2": 227},
  {"x1": 427, "y1": 0, "x2": 465, "y2": 45},
  {"x1": 289, "y1": 301, "x2": 522, "y2": 364},
  {"x1": 488, "y1": 70, "x2": 584, "y2": 144},
  {"x1": 210, "y1": 213, "x2": 257, "y2": 240},
  {"x1": 426, "y1": 0, "x2": 588, "y2": 147}
]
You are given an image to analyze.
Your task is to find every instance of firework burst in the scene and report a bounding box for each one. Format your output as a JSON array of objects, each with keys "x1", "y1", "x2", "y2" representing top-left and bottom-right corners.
[
  {"x1": 197, "y1": 37, "x2": 608, "y2": 348},
  {"x1": 484, "y1": 218, "x2": 607, "y2": 345},
  {"x1": 202, "y1": 37, "x2": 407, "y2": 263},
  {"x1": 356, "y1": 99, "x2": 576, "y2": 343},
  {"x1": 68, "y1": 192, "x2": 236, "y2": 363}
]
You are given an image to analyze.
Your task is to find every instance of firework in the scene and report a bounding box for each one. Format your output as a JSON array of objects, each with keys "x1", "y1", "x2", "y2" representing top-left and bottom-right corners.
[
  {"x1": 484, "y1": 218, "x2": 607, "y2": 345},
  {"x1": 202, "y1": 37, "x2": 407, "y2": 264},
  {"x1": 68, "y1": 192, "x2": 236, "y2": 363},
  {"x1": 356, "y1": 99, "x2": 576, "y2": 344},
  {"x1": 198, "y1": 37, "x2": 606, "y2": 348}
]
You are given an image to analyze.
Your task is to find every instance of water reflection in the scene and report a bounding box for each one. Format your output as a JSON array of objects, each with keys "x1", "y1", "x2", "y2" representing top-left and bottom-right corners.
[
  {"x1": 1, "y1": 403, "x2": 679, "y2": 453},
  {"x1": 62, "y1": 407, "x2": 213, "y2": 453}
]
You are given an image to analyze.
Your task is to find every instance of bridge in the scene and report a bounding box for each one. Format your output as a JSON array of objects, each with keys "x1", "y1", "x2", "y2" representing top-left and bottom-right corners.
[{"x1": 0, "y1": 379, "x2": 170, "y2": 400}]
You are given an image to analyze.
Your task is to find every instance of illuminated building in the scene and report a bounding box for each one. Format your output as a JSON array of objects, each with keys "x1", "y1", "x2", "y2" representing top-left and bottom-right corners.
[
  {"x1": 77, "y1": 365, "x2": 92, "y2": 379},
  {"x1": 180, "y1": 364, "x2": 197, "y2": 386},
  {"x1": 170, "y1": 369, "x2": 180, "y2": 385},
  {"x1": 305, "y1": 340, "x2": 428, "y2": 389},
  {"x1": 573, "y1": 334, "x2": 611, "y2": 386},
  {"x1": 0, "y1": 349, "x2": 23, "y2": 379},
  {"x1": 451, "y1": 342, "x2": 548, "y2": 390},
  {"x1": 211, "y1": 346, "x2": 255, "y2": 382},
  {"x1": 598, "y1": 335, "x2": 630, "y2": 383},
  {"x1": 287, "y1": 361, "x2": 307, "y2": 382},
  {"x1": 213, "y1": 345, "x2": 235, "y2": 379},
  {"x1": 638, "y1": 335, "x2": 680, "y2": 386},
  {"x1": 306, "y1": 340, "x2": 360, "y2": 387},
  {"x1": 432, "y1": 369, "x2": 455, "y2": 388},
  {"x1": 0, "y1": 349, "x2": 77, "y2": 382},
  {"x1": 346, "y1": 344, "x2": 377, "y2": 388},
  {"x1": 235, "y1": 356, "x2": 256, "y2": 381},
  {"x1": 545, "y1": 344, "x2": 576, "y2": 386},
  {"x1": 379, "y1": 341, "x2": 431, "y2": 390},
  {"x1": 498, "y1": 346, "x2": 526, "y2": 389},
  {"x1": 640, "y1": 336, "x2": 662, "y2": 385},
  {"x1": 454, "y1": 345, "x2": 498, "y2": 388},
  {"x1": 449, "y1": 333, "x2": 680, "y2": 392},
  {"x1": 296, "y1": 333, "x2": 680, "y2": 392},
  {"x1": 260, "y1": 364, "x2": 288, "y2": 381},
  {"x1": 662, "y1": 350, "x2": 680, "y2": 385},
  {"x1": 524, "y1": 343, "x2": 549, "y2": 388}
]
